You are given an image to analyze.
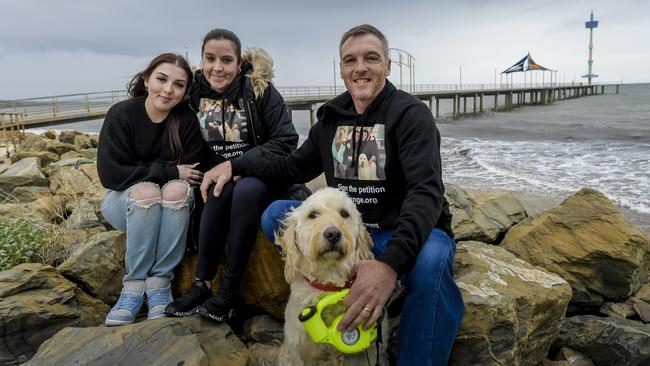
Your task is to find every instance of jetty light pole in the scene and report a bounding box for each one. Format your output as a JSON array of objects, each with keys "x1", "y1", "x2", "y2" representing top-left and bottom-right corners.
[
  {"x1": 389, "y1": 48, "x2": 415, "y2": 92},
  {"x1": 582, "y1": 10, "x2": 599, "y2": 85}
]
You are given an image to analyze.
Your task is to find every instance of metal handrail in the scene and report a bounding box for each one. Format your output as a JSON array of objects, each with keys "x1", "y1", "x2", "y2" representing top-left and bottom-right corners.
[{"x1": 0, "y1": 82, "x2": 609, "y2": 125}]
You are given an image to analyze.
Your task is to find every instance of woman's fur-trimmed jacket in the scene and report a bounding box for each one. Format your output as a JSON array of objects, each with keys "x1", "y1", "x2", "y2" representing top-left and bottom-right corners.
[{"x1": 188, "y1": 47, "x2": 299, "y2": 169}]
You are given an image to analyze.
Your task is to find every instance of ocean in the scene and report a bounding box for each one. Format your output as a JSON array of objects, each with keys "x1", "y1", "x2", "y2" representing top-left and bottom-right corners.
[
  {"x1": 436, "y1": 83, "x2": 650, "y2": 231},
  {"x1": 31, "y1": 83, "x2": 650, "y2": 231}
]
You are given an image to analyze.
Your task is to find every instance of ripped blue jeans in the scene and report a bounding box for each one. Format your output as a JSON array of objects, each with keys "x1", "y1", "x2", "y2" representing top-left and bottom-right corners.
[{"x1": 101, "y1": 180, "x2": 194, "y2": 282}]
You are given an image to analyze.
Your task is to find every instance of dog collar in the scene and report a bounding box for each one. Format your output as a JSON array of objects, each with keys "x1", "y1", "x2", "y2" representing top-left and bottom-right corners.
[{"x1": 306, "y1": 277, "x2": 352, "y2": 292}]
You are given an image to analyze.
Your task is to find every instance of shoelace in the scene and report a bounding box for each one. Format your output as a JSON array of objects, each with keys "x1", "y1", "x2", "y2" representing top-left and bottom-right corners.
[
  {"x1": 114, "y1": 292, "x2": 143, "y2": 310},
  {"x1": 187, "y1": 282, "x2": 208, "y2": 298},
  {"x1": 211, "y1": 289, "x2": 236, "y2": 308},
  {"x1": 148, "y1": 288, "x2": 172, "y2": 307}
]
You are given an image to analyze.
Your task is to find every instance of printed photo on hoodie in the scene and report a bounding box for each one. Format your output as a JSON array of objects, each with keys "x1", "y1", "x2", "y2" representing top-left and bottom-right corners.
[
  {"x1": 332, "y1": 125, "x2": 386, "y2": 181},
  {"x1": 197, "y1": 98, "x2": 249, "y2": 143}
]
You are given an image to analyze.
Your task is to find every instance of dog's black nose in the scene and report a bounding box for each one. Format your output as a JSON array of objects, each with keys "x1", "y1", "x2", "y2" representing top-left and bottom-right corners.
[{"x1": 323, "y1": 227, "x2": 342, "y2": 244}]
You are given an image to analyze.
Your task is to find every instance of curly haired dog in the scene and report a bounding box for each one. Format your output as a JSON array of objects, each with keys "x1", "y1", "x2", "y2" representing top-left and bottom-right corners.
[
  {"x1": 357, "y1": 153, "x2": 371, "y2": 180},
  {"x1": 276, "y1": 187, "x2": 388, "y2": 365}
]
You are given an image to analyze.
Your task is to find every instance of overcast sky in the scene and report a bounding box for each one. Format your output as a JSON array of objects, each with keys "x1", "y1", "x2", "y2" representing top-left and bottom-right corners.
[{"x1": 1, "y1": 0, "x2": 648, "y2": 99}]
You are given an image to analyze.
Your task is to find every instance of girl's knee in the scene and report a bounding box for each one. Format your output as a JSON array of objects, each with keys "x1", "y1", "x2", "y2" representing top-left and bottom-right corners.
[
  {"x1": 162, "y1": 180, "x2": 191, "y2": 206},
  {"x1": 129, "y1": 182, "x2": 162, "y2": 206},
  {"x1": 233, "y1": 178, "x2": 266, "y2": 202}
]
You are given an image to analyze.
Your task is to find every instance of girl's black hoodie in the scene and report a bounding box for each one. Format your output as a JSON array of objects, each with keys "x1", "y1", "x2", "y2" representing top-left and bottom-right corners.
[{"x1": 232, "y1": 80, "x2": 453, "y2": 275}]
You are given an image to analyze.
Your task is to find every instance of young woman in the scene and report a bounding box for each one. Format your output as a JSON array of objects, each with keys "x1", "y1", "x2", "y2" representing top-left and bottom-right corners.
[
  {"x1": 165, "y1": 29, "x2": 298, "y2": 322},
  {"x1": 97, "y1": 53, "x2": 209, "y2": 326}
]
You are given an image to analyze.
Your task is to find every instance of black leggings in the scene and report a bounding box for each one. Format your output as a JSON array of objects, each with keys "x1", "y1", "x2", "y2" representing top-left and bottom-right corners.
[{"x1": 195, "y1": 176, "x2": 274, "y2": 291}]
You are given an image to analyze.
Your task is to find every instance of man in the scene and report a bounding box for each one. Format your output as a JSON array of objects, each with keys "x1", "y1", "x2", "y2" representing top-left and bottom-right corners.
[{"x1": 201, "y1": 24, "x2": 464, "y2": 365}]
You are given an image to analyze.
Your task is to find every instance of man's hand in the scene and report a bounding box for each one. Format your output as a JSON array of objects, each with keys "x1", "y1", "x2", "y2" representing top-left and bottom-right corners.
[
  {"x1": 200, "y1": 161, "x2": 232, "y2": 202},
  {"x1": 338, "y1": 260, "x2": 398, "y2": 331}
]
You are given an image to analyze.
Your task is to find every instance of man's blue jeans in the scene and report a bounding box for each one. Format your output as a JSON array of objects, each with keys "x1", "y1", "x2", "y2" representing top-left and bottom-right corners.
[{"x1": 261, "y1": 200, "x2": 464, "y2": 365}]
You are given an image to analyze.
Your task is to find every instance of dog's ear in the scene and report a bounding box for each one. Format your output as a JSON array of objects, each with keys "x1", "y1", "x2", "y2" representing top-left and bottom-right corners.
[
  {"x1": 276, "y1": 214, "x2": 300, "y2": 284},
  {"x1": 355, "y1": 224, "x2": 374, "y2": 261}
]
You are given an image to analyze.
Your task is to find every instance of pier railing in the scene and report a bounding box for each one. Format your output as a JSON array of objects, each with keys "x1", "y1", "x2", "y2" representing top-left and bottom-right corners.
[
  {"x1": 0, "y1": 91, "x2": 127, "y2": 126},
  {"x1": 0, "y1": 112, "x2": 27, "y2": 157},
  {"x1": 276, "y1": 82, "x2": 593, "y2": 98},
  {"x1": 0, "y1": 82, "x2": 608, "y2": 127}
]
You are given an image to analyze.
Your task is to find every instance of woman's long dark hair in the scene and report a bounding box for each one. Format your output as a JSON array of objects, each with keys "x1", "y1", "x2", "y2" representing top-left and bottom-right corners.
[{"x1": 127, "y1": 53, "x2": 193, "y2": 163}]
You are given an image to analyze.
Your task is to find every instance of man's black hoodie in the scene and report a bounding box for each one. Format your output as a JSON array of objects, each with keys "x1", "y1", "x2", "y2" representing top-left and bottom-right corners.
[{"x1": 232, "y1": 80, "x2": 453, "y2": 275}]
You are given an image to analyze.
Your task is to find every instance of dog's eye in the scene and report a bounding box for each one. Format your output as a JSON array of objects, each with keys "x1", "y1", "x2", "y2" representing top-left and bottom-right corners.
[
  {"x1": 308, "y1": 211, "x2": 319, "y2": 219},
  {"x1": 340, "y1": 209, "x2": 349, "y2": 218}
]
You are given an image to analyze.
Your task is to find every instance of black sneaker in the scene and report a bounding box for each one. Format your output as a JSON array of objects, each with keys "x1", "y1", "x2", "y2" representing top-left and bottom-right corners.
[
  {"x1": 197, "y1": 287, "x2": 239, "y2": 322},
  {"x1": 165, "y1": 280, "x2": 211, "y2": 317}
]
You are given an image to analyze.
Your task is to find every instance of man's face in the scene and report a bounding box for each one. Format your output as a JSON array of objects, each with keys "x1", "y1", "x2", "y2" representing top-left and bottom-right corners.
[{"x1": 340, "y1": 34, "x2": 391, "y2": 113}]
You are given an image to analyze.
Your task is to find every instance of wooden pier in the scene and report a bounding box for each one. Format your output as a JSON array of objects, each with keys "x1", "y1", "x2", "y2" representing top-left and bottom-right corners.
[{"x1": 0, "y1": 83, "x2": 620, "y2": 129}]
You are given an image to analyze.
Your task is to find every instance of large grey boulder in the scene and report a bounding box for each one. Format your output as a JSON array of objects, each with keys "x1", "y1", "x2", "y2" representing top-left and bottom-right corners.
[
  {"x1": 0, "y1": 157, "x2": 49, "y2": 192},
  {"x1": 9, "y1": 151, "x2": 60, "y2": 166},
  {"x1": 450, "y1": 241, "x2": 572, "y2": 366},
  {"x1": 9, "y1": 186, "x2": 52, "y2": 202},
  {"x1": 49, "y1": 165, "x2": 95, "y2": 196},
  {"x1": 0, "y1": 263, "x2": 108, "y2": 365},
  {"x1": 553, "y1": 315, "x2": 650, "y2": 366},
  {"x1": 73, "y1": 134, "x2": 93, "y2": 150},
  {"x1": 64, "y1": 198, "x2": 104, "y2": 229},
  {"x1": 446, "y1": 185, "x2": 528, "y2": 243},
  {"x1": 26, "y1": 317, "x2": 251, "y2": 366},
  {"x1": 58, "y1": 231, "x2": 125, "y2": 304},
  {"x1": 58, "y1": 130, "x2": 82, "y2": 144},
  {"x1": 502, "y1": 188, "x2": 650, "y2": 306}
]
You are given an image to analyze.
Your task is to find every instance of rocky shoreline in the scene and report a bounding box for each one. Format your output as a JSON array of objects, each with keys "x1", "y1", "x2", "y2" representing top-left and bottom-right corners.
[{"x1": 1, "y1": 130, "x2": 649, "y2": 366}]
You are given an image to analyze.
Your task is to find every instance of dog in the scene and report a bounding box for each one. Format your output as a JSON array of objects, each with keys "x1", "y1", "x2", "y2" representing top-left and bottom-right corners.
[
  {"x1": 357, "y1": 153, "x2": 370, "y2": 180},
  {"x1": 276, "y1": 187, "x2": 389, "y2": 365}
]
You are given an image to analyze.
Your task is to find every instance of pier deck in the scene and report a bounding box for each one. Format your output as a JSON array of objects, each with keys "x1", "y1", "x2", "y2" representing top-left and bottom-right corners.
[{"x1": 0, "y1": 83, "x2": 620, "y2": 129}]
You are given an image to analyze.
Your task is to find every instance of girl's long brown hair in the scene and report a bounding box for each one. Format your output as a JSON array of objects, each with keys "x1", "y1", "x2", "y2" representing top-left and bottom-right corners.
[{"x1": 127, "y1": 53, "x2": 193, "y2": 163}]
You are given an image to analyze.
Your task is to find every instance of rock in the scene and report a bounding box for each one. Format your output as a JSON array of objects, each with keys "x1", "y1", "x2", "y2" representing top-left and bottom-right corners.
[
  {"x1": 248, "y1": 343, "x2": 280, "y2": 366},
  {"x1": 0, "y1": 157, "x2": 49, "y2": 192},
  {"x1": 79, "y1": 161, "x2": 100, "y2": 183},
  {"x1": 58, "y1": 130, "x2": 81, "y2": 144},
  {"x1": 446, "y1": 185, "x2": 528, "y2": 243},
  {"x1": 49, "y1": 165, "x2": 95, "y2": 197},
  {"x1": 449, "y1": 241, "x2": 572, "y2": 366},
  {"x1": 600, "y1": 301, "x2": 636, "y2": 319},
  {"x1": 9, "y1": 186, "x2": 51, "y2": 202},
  {"x1": 0, "y1": 195, "x2": 64, "y2": 224},
  {"x1": 89, "y1": 134, "x2": 99, "y2": 148},
  {"x1": 244, "y1": 315, "x2": 284, "y2": 344},
  {"x1": 73, "y1": 134, "x2": 93, "y2": 150},
  {"x1": 49, "y1": 157, "x2": 95, "y2": 169},
  {"x1": 553, "y1": 315, "x2": 650, "y2": 366},
  {"x1": 502, "y1": 188, "x2": 650, "y2": 306},
  {"x1": 20, "y1": 135, "x2": 47, "y2": 151},
  {"x1": 544, "y1": 347, "x2": 595, "y2": 366},
  {"x1": 79, "y1": 148, "x2": 98, "y2": 159},
  {"x1": 630, "y1": 297, "x2": 650, "y2": 323},
  {"x1": 0, "y1": 263, "x2": 108, "y2": 365},
  {"x1": 0, "y1": 160, "x2": 9, "y2": 175},
  {"x1": 636, "y1": 282, "x2": 650, "y2": 303},
  {"x1": 175, "y1": 232, "x2": 289, "y2": 319},
  {"x1": 44, "y1": 139, "x2": 76, "y2": 156},
  {"x1": 59, "y1": 151, "x2": 83, "y2": 160},
  {"x1": 64, "y1": 198, "x2": 104, "y2": 229},
  {"x1": 0, "y1": 176, "x2": 47, "y2": 195},
  {"x1": 26, "y1": 317, "x2": 251, "y2": 366},
  {"x1": 41, "y1": 130, "x2": 57, "y2": 139},
  {"x1": 58, "y1": 231, "x2": 126, "y2": 304},
  {"x1": 10, "y1": 151, "x2": 60, "y2": 166}
]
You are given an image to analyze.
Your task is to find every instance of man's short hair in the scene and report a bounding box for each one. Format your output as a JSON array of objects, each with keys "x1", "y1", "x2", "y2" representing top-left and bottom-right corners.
[{"x1": 339, "y1": 24, "x2": 389, "y2": 60}]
